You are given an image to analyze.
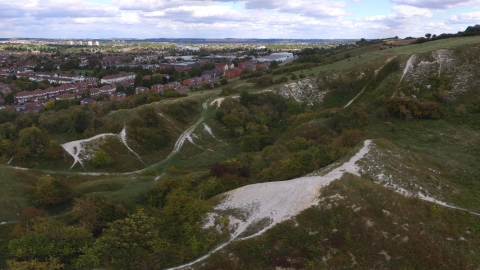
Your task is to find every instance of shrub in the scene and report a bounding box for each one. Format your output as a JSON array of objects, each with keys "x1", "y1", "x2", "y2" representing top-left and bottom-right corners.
[
  {"x1": 34, "y1": 176, "x2": 73, "y2": 206},
  {"x1": 92, "y1": 150, "x2": 112, "y2": 167}
]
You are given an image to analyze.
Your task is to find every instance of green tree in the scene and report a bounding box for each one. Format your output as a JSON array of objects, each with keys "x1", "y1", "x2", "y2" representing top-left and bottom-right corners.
[
  {"x1": 85, "y1": 209, "x2": 162, "y2": 270},
  {"x1": 115, "y1": 85, "x2": 125, "y2": 93},
  {"x1": 188, "y1": 66, "x2": 202, "y2": 77},
  {"x1": 16, "y1": 127, "x2": 50, "y2": 160},
  {"x1": 8, "y1": 217, "x2": 93, "y2": 268},
  {"x1": 91, "y1": 150, "x2": 112, "y2": 167},
  {"x1": 45, "y1": 100, "x2": 55, "y2": 110},
  {"x1": 4, "y1": 93, "x2": 14, "y2": 104},
  {"x1": 74, "y1": 111, "x2": 89, "y2": 134},
  {"x1": 269, "y1": 60, "x2": 279, "y2": 69}
]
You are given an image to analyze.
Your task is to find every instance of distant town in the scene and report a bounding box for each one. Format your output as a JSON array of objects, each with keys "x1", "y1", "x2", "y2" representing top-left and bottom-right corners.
[{"x1": 0, "y1": 38, "x2": 346, "y2": 113}]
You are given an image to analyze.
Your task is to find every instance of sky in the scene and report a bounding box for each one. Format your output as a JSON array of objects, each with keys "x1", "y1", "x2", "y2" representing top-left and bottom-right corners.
[{"x1": 1, "y1": 0, "x2": 480, "y2": 39}]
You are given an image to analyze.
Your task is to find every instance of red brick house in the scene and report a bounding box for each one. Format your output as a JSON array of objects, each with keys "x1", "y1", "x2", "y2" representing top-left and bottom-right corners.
[
  {"x1": 110, "y1": 92, "x2": 126, "y2": 101},
  {"x1": 135, "y1": 86, "x2": 149, "y2": 94},
  {"x1": 164, "y1": 81, "x2": 181, "y2": 89},
  {"x1": 256, "y1": 62, "x2": 270, "y2": 69},
  {"x1": 151, "y1": 84, "x2": 164, "y2": 93},
  {"x1": 201, "y1": 74, "x2": 212, "y2": 82},
  {"x1": 215, "y1": 63, "x2": 234, "y2": 71},
  {"x1": 182, "y1": 78, "x2": 196, "y2": 86},
  {"x1": 225, "y1": 68, "x2": 242, "y2": 78}
]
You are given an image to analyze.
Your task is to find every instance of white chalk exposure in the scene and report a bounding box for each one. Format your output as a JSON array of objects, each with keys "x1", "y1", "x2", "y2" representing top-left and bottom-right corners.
[
  {"x1": 215, "y1": 140, "x2": 372, "y2": 240},
  {"x1": 344, "y1": 86, "x2": 366, "y2": 108},
  {"x1": 172, "y1": 117, "x2": 204, "y2": 154},
  {"x1": 120, "y1": 126, "x2": 144, "y2": 164},
  {"x1": 394, "y1": 55, "x2": 416, "y2": 98},
  {"x1": 62, "y1": 133, "x2": 117, "y2": 169},
  {"x1": 169, "y1": 140, "x2": 373, "y2": 269},
  {"x1": 203, "y1": 123, "x2": 223, "y2": 143},
  {"x1": 62, "y1": 127, "x2": 143, "y2": 169},
  {"x1": 209, "y1": 98, "x2": 225, "y2": 109}
]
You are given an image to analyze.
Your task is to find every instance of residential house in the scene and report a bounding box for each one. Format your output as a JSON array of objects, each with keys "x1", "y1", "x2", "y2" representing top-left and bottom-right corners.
[
  {"x1": 74, "y1": 80, "x2": 97, "y2": 92},
  {"x1": 151, "y1": 84, "x2": 164, "y2": 93},
  {"x1": 56, "y1": 93, "x2": 79, "y2": 100},
  {"x1": 89, "y1": 89, "x2": 100, "y2": 97},
  {"x1": 164, "y1": 81, "x2": 181, "y2": 89},
  {"x1": 135, "y1": 86, "x2": 149, "y2": 94},
  {"x1": 201, "y1": 74, "x2": 212, "y2": 83},
  {"x1": 215, "y1": 63, "x2": 234, "y2": 72},
  {"x1": 81, "y1": 98, "x2": 97, "y2": 106},
  {"x1": 255, "y1": 62, "x2": 270, "y2": 69},
  {"x1": 24, "y1": 102, "x2": 44, "y2": 113},
  {"x1": 0, "y1": 83, "x2": 12, "y2": 95},
  {"x1": 100, "y1": 72, "x2": 136, "y2": 84},
  {"x1": 97, "y1": 84, "x2": 117, "y2": 95},
  {"x1": 110, "y1": 92, "x2": 126, "y2": 101},
  {"x1": 225, "y1": 68, "x2": 242, "y2": 78},
  {"x1": 182, "y1": 78, "x2": 197, "y2": 87},
  {"x1": 14, "y1": 91, "x2": 35, "y2": 103}
]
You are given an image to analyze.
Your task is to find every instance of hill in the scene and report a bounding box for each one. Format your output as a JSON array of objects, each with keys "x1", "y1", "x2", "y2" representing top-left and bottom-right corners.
[{"x1": 1, "y1": 36, "x2": 480, "y2": 269}]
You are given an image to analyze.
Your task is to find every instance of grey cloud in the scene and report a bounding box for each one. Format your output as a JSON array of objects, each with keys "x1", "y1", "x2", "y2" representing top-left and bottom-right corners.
[{"x1": 114, "y1": 0, "x2": 346, "y2": 18}]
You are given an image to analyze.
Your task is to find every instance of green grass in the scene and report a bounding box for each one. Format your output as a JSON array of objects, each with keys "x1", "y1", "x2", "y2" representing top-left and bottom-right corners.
[
  {"x1": 0, "y1": 223, "x2": 15, "y2": 269},
  {"x1": 0, "y1": 166, "x2": 38, "y2": 222},
  {"x1": 368, "y1": 114, "x2": 480, "y2": 211}
]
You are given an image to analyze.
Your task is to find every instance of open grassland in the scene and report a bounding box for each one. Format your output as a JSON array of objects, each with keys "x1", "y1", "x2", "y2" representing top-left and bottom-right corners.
[
  {"x1": 0, "y1": 166, "x2": 38, "y2": 222},
  {"x1": 302, "y1": 36, "x2": 480, "y2": 75},
  {"x1": 368, "y1": 115, "x2": 480, "y2": 210}
]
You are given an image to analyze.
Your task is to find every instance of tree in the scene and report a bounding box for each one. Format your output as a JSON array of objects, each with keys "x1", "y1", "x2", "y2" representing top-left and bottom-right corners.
[
  {"x1": 71, "y1": 195, "x2": 121, "y2": 234},
  {"x1": 34, "y1": 176, "x2": 73, "y2": 206},
  {"x1": 115, "y1": 85, "x2": 125, "y2": 93},
  {"x1": 4, "y1": 93, "x2": 14, "y2": 104},
  {"x1": 74, "y1": 111, "x2": 89, "y2": 134},
  {"x1": 188, "y1": 66, "x2": 202, "y2": 77},
  {"x1": 44, "y1": 100, "x2": 55, "y2": 110},
  {"x1": 42, "y1": 62, "x2": 55, "y2": 72},
  {"x1": 16, "y1": 127, "x2": 50, "y2": 160},
  {"x1": 92, "y1": 150, "x2": 112, "y2": 167},
  {"x1": 425, "y1": 33, "x2": 432, "y2": 39},
  {"x1": 84, "y1": 209, "x2": 162, "y2": 269},
  {"x1": 8, "y1": 217, "x2": 93, "y2": 268},
  {"x1": 269, "y1": 60, "x2": 279, "y2": 69}
]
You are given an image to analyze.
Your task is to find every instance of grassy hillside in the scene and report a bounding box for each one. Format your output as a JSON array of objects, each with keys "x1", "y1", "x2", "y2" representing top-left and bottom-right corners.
[{"x1": 1, "y1": 36, "x2": 480, "y2": 269}]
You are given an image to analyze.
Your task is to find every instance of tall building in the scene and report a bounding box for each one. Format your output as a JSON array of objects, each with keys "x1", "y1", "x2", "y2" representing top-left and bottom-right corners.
[{"x1": 87, "y1": 41, "x2": 93, "y2": 46}]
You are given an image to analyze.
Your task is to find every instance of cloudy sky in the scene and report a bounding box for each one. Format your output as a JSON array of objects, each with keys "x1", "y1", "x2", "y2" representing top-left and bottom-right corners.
[{"x1": 1, "y1": 0, "x2": 479, "y2": 39}]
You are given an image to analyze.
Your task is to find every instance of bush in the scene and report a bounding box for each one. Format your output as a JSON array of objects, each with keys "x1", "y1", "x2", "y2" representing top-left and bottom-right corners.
[
  {"x1": 220, "y1": 78, "x2": 228, "y2": 85},
  {"x1": 34, "y1": 176, "x2": 73, "y2": 205},
  {"x1": 92, "y1": 150, "x2": 112, "y2": 167}
]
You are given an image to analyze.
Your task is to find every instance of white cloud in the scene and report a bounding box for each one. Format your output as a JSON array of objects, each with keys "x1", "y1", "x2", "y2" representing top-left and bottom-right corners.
[
  {"x1": 390, "y1": 0, "x2": 480, "y2": 9},
  {"x1": 392, "y1": 5, "x2": 432, "y2": 17},
  {"x1": 447, "y1": 11, "x2": 480, "y2": 23}
]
